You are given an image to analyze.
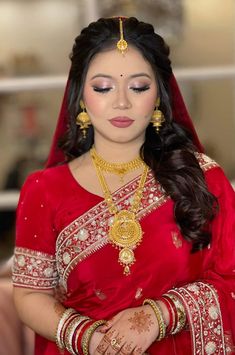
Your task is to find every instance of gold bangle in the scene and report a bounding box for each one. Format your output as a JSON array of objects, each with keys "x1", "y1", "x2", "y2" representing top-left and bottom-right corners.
[
  {"x1": 143, "y1": 299, "x2": 166, "y2": 341},
  {"x1": 82, "y1": 320, "x2": 106, "y2": 355}
]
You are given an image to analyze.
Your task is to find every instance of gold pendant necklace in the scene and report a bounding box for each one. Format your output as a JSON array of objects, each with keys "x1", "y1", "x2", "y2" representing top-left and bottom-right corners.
[
  {"x1": 90, "y1": 148, "x2": 149, "y2": 275},
  {"x1": 90, "y1": 147, "x2": 145, "y2": 182}
]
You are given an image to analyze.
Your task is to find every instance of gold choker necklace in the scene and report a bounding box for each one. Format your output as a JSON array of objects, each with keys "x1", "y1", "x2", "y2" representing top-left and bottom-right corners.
[
  {"x1": 90, "y1": 148, "x2": 149, "y2": 275},
  {"x1": 90, "y1": 147, "x2": 145, "y2": 182}
]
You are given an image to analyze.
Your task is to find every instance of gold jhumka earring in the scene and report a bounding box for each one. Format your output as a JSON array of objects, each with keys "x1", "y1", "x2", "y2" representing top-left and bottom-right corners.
[
  {"x1": 151, "y1": 98, "x2": 165, "y2": 133},
  {"x1": 76, "y1": 100, "x2": 91, "y2": 138},
  {"x1": 116, "y1": 17, "x2": 128, "y2": 54}
]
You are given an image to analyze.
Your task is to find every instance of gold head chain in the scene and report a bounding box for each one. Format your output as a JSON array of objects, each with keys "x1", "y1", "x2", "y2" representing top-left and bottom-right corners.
[{"x1": 116, "y1": 17, "x2": 128, "y2": 54}]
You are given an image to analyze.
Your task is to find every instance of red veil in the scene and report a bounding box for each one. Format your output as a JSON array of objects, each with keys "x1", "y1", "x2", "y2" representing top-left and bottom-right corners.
[{"x1": 46, "y1": 74, "x2": 204, "y2": 168}]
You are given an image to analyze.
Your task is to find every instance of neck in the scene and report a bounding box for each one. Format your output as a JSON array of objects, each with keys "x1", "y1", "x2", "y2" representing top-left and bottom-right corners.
[{"x1": 93, "y1": 137, "x2": 144, "y2": 163}]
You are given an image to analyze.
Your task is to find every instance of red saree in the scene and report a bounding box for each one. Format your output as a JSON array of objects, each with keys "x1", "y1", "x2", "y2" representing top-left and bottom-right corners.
[{"x1": 12, "y1": 153, "x2": 235, "y2": 354}]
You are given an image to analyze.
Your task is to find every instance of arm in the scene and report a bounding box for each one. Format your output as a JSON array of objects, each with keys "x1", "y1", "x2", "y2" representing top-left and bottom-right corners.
[
  {"x1": 13, "y1": 287, "x2": 64, "y2": 341},
  {"x1": 13, "y1": 171, "x2": 106, "y2": 354}
]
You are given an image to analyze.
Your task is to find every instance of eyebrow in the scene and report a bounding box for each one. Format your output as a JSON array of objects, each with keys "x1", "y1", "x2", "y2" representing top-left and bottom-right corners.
[{"x1": 90, "y1": 73, "x2": 152, "y2": 80}]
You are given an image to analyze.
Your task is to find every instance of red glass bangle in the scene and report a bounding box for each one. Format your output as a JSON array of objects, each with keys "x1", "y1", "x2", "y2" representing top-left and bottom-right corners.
[
  {"x1": 75, "y1": 319, "x2": 95, "y2": 354},
  {"x1": 159, "y1": 297, "x2": 174, "y2": 334},
  {"x1": 162, "y1": 295, "x2": 178, "y2": 334}
]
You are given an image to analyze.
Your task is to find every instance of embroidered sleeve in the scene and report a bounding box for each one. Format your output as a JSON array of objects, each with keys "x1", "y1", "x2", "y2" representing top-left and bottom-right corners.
[
  {"x1": 12, "y1": 170, "x2": 58, "y2": 289},
  {"x1": 12, "y1": 247, "x2": 58, "y2": 289},
  {"x1": 194, "y1": 152, "x2": 219, "y2": 172},
  {"x1": 170, "y1": 282, "x2": 228, "y2": 354}
]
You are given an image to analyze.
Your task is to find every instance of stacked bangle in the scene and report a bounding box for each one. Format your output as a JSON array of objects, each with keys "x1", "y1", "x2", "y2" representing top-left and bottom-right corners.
[
  {"x1": 55, "y1": 307, "x2": 106, "y2": 354},
  {"x1": 55, "y1": 308, "x2": 77, "y2": 350},
  {"x1": 77, "y1": 319, "x2": 96, "y2": 354},
  {"x1": 143, "y1": 299, "x2": 166, "y2": 341},
  {"x1": 160, "y1": 296, "x2": 176, "y2": 334},
  {"x1": 82, "y1": 319, "x2": 107, "y2": 355},
  {"x1": 164, "y1": 293, "x2": 186, "y2": 334},
  {"x1": 143, "y1": 292, "x2": 187, "y2": 341}
]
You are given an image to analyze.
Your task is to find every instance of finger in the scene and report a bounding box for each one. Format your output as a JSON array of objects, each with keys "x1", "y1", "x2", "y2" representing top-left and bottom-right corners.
[
  {"x1": 98, "y1": 320, "x2": 113, "y2": 333},
  {"x1": 95, "y1": 329, "x2": 117, "y2": 355},
  {"x1": 98, "y1": 313, "x2": 122, "y2": 333},
  {"x1": 132, "y1": 346, "x2": 145, "y2": 354},
  {"x1": 94, "y1": 335, "x2": 111, "y2": 354},
  {"x1": 105, "y1": 337, "x2": 124, "y2": 354},
  {"x1": 118, "y1": 342, "x2": 135, "y2": 355}
]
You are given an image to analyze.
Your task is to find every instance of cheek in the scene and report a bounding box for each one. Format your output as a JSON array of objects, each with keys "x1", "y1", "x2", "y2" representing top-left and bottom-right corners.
[
  {"x1": 83, "y1": 87, "x2": 105, "y2": 117},
  {"x1": 137, "y1": 94, "x2": 157, "y2": 119}
]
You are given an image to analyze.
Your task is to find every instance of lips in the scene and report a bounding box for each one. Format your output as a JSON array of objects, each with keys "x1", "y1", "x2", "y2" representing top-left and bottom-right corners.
[{"x1": 109, "y1": 116, "x2": 134, "y2": 128}]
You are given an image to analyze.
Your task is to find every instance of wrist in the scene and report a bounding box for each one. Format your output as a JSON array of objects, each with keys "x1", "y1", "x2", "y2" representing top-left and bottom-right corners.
[
  {"x1": 155, "y1": 300, "x2": 170, "y2": 327},
  {"x1": 143, "y1": 299, "x2": 166, "y2": 341}
]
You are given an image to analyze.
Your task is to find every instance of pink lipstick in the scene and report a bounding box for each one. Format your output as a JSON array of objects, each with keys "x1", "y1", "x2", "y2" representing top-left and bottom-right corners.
[{"x1": 109, "y1": 116, "x2": 134, "y2": 128}]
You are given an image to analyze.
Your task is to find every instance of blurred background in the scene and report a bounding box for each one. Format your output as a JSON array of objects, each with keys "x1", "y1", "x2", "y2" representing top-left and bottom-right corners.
[{"x1": 0, "y1": 0, "x2": 235, "y2": 261}]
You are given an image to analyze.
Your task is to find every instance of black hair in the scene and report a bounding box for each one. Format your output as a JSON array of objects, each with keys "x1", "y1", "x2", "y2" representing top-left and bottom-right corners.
[{"x1": 59, "y1": 17, "x2": 218, "y2": 252}]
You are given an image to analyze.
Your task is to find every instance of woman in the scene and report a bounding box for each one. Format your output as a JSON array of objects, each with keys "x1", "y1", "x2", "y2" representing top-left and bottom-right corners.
[{"x1": 12, "y1": 17, "x2": 235, "y2": 354}]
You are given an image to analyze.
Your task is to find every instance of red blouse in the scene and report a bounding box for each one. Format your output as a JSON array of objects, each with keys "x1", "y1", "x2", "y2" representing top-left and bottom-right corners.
[{"x1": 13, "y1": 154, "x2": 235, "y2": 354}]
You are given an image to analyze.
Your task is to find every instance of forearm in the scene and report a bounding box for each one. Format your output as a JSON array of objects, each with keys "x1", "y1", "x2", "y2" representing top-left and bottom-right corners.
[{"x1": 13, "y1": 287, "x2": 64, "y2": 341}]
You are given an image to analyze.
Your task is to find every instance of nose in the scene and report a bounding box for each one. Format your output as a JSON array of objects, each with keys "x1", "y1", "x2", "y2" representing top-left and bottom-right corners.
[{"x1": 112, "y1": 89, "x2": 131, "y2": 110}]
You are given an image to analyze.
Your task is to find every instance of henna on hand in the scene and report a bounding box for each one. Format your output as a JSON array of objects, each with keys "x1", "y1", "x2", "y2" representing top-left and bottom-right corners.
[
  {"x1": 134, "y1": 346, "x2": 144, "y2": 354},
  {"x1": 128, "y1": 310, "x2": 154, "y2": 334}
]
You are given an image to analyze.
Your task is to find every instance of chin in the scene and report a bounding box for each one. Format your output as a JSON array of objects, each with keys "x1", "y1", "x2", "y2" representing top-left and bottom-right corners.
[{"x1": 95, "y1": 128, "x2": 145, "y2": 144}]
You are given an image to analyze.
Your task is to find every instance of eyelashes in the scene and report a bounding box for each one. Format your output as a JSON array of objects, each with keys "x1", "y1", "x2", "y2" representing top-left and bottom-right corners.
[
  {"x1": 92, "y1": 85, "x2": 150, "y2": 93},
  {"x1": 93, "y1": 87, "x2": 111, "y2": 93},
  {"x1": 132, "y1": 86, "x2": 150, "y2": 93}
]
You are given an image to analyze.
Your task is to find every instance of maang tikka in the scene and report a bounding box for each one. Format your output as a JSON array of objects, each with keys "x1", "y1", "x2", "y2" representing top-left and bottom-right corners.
[
  {"x1": 76, "y1": 100, "x2": 91, "y2": 138},
  {"x1": 116, "y1": 17, "x2": 128, "y2": 54},
  {"x1": 151, "y1": 97, "x2": 165, "y2": 133}
]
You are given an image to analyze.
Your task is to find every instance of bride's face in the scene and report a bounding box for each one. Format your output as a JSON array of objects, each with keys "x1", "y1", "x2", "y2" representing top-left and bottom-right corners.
[{"x1": 82, "y1": 45, "x2": 158, "y2": 145}]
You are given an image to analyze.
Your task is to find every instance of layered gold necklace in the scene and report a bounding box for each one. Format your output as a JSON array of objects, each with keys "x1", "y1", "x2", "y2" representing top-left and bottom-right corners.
[
  {"x1": 90, "y1": 147, "x2": 145, "y2": 182},
  {"x1": 90, "y1": 147, "x2": 149, "y2": 275}
]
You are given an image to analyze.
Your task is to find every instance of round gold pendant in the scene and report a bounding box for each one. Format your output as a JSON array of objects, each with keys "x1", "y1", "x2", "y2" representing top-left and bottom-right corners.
[{"x1": 109, "y1": 210, "x2": 142, "y2": 248}]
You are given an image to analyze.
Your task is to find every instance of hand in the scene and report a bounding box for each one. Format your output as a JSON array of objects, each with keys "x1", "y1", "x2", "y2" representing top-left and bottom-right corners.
[
  {"x1": 89, "y1": 330, "x2": 106, "y2": 354},
  {"x1": 94, "y1": 305, "x2": 159, "y2": 354}
]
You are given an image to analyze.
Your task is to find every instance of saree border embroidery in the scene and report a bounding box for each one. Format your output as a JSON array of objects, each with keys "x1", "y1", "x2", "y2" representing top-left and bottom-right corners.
[
  {"x1": 56, "y1": 171, "x2": 168, "y2": 290},
  {"x1": 170, "y1": 282, "x2": 227, "y2": 354},
  {"x1": 12, "y1": 247, "x2": 58, "y2": 289},
  {"x1": 56, "y1": 153, "x2": 218, "y2": 291}
]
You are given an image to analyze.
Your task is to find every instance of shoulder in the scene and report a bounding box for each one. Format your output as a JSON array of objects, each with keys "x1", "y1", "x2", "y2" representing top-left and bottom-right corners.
[
  {"x1": 19, "y1": 164, "x2": 69, "y2": 200},
  {"x1": 22, "y1": 164, "x2": 68, "y2": 187},
  {"x1": 194, "y1": 152, "x2": 219, "y2": 172},
  {"x1": 195, "y1": 152, "x2": 235, "y2": 197}
]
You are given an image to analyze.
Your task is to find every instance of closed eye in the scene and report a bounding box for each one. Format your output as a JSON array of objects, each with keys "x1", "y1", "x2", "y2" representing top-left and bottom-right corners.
[
  {"x1": 93, "y1": 87, "x2": 112, "y2": 93},
  {"x1": 131, "y1": 86, "x2": 150, "y2": 93}
]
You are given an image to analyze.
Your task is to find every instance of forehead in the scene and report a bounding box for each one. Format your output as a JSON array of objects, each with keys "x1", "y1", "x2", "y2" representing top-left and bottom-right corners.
[{"x1": 86, "y1": 46, "x2": 155, "y2": 78}]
